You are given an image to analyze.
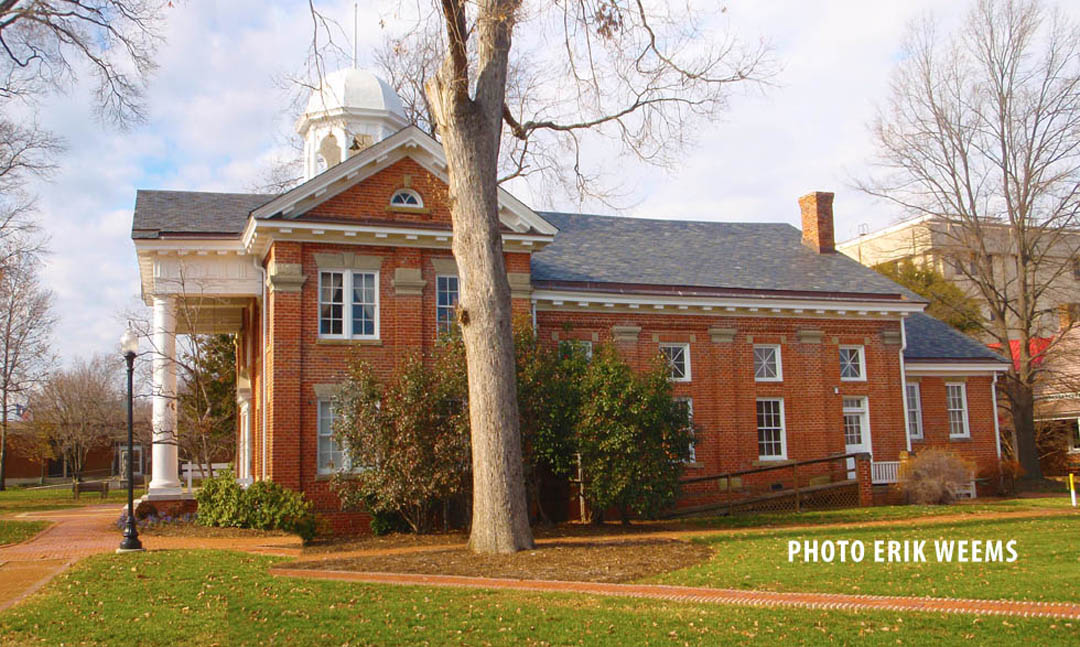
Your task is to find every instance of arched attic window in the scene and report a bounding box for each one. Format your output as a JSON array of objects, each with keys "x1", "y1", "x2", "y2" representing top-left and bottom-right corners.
[{"x1": 389, "y1": 188, "x2": 423, "y2": 208}]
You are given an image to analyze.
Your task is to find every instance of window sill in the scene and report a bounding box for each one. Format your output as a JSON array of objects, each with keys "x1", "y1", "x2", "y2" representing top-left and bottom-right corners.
[
  {"x1": 315, "y1": 472, "x2": 361, "y2": 482},
  {"x1": 949, "y1": 435, "x2": 972, "y2": 442},
  {"x1": 385, "y1": 205, "x2": 431, "y2": 215},
  {"x1": 754, "y1": 458, "x2": 791, "y2": 466},
  {"x1": 317, "y1": 338, "x2": 382, "y2": 346},
  {"x1": 840, "y1": 377, "x2": 867, "y2": 383}
]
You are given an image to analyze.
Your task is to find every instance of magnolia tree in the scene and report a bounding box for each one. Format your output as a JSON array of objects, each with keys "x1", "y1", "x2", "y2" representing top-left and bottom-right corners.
[
  {"x1": 514, "y1": 322, "x2": 588, "y2": 524},
  {"x1": 576, "y1": 345, "x2": 693, "y2": 523},
  {"x1": 332, "y1": 329, "x2": 693, "y2": 532}
]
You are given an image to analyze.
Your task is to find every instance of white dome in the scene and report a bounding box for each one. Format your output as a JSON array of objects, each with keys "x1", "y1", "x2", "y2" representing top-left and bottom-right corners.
[{"x1": 304, "y1": 68, "x2": 406, "y2": 118}]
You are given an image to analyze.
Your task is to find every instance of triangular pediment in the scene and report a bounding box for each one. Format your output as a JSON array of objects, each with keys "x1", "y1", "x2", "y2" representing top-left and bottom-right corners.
[{"x1": 250, "y1": 126, "x2": 557, "y2": 236}]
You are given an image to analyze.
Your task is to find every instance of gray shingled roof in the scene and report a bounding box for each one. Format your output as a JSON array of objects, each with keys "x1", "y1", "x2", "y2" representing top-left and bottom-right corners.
[
  {"x1": 532, "y1": 212, "x2": 923, "y2": 298},
  {"x1": 903, "y1": 313, "x2": 1008, "y2": 363},
  {"x1": 132, "y1": 190, "x2": 273, "y2": 239}
]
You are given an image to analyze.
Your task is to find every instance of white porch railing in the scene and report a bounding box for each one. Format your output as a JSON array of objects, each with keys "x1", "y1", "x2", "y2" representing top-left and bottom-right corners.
[
  {"x1": 183, "y1": 462, "x2": 231, "y2": 491},
  {"x1": 871, "y1": 460, "x2": 977, "y2": 498},
  {"x1": 871, "y1": 461, "x2": 901, "y2": 484}
]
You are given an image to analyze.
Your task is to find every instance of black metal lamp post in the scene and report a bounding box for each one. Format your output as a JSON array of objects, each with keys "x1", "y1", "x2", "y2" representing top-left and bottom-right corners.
[{"x1": 118, "y1": 327, "x2": 144, "y2": 553}]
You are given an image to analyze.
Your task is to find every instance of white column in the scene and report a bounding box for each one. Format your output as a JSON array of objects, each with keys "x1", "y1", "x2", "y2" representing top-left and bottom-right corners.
[
  {"x1": 236, "y1": 390, "x2": 253, "y2": 485},
  {"x1": 148, "y1": 295, "x2": 183, "y2": 497}
]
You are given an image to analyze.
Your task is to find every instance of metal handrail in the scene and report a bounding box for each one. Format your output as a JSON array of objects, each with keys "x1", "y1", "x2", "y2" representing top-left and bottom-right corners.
[{"x1": 680, "y1": 451, "x2": 870, "y2": 485}]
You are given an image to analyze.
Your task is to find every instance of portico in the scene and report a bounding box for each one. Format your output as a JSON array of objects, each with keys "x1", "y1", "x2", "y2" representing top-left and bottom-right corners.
[{"x1": 134, "y1": 244, "x2": 262, "y2": 502}]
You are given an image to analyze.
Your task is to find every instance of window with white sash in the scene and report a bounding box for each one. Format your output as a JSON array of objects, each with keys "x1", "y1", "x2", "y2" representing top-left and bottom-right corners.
[
  {"x1": 317, "y1": 399, "x2": 346, "y2": 474},
  {"x1": 756, "y1": 398, "x2": 786, "y2": 460},
  {"x1": 946, "y1": 382, "x2": 970, "y2": 438},
  {"x1": 906, "y1": 383, "x2": 923, "y2": 440},
  {"x1": 754, "y1": 345, "x2": 782, "y2": 382},
  {"x1": 319, "y1": 270, "x2": 379, "y2": 339}
]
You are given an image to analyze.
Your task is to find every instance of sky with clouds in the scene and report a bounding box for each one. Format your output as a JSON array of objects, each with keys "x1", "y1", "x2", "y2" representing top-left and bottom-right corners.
[{"x1": 23, "y1": 0, "x2": 1079, "y2": 363}]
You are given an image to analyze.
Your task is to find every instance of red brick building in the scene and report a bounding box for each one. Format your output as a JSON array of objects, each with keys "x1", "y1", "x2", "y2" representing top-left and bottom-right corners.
[{"x1": 130, "y1": 69, "x2": 1009, "y2": 529}]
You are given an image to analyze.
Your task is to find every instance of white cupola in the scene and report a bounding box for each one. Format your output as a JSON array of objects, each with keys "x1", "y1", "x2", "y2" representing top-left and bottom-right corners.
[{"x1": 297, "y1": 68, "x2": 409, "y2": 180}]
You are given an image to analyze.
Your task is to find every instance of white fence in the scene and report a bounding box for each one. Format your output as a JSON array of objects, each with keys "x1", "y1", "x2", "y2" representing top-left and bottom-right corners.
[
  {"x1": 871, "y1": 460, "x2": 976, "y2": 498},
  {"x1": 182, "y1": 462, "x2": 231, "y2": 491},
  {"x1": 871, "y1": 461, "x2": 901, "y2": 484}
]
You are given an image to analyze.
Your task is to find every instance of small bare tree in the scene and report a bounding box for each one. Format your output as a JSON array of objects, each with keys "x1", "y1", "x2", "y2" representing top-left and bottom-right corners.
[
  {"x1": 0, "y1": 246, "x2": 55, "y2": 489},
  {"x1": 859, "y1": 0, "x2": 1080, "y2": 481},
  {"x1": 27, "y1": 355, "x2": 125, "y2": 481}
]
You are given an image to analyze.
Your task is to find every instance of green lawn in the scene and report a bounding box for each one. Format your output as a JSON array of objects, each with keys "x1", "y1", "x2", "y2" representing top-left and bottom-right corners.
[
  {"x1": 683, "y1": 496, "x2": 1073, "y2": 531},
  {"x1": 0, "y1": 520, "x2": 47, "y2": 545},
  {"x1": 655, "y1": 514, "x2": 1080, "y2": 603},
  {"x1": 0, "y1": 550, "x2": 1077, "y2": 646},
  {"x1": 0, "y1": 486, "x2": 137, "y2": 516}
]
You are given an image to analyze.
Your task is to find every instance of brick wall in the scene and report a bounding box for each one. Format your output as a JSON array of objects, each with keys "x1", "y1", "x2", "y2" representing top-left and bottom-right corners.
[
  {"x1": 538, "y1": 309, "x2": 908, "y2": 480},
  {"x1": 908, "y1": 374, "x2": 1000, "y2": 493}
]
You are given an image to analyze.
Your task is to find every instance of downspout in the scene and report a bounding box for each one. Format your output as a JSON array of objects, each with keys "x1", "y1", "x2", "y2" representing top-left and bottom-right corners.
[
  {"x1": 992, "y1": 372, "x2": 1002, "y2": 461},
  {"x1": 530, "y1": 298, "x2": 537, "y2": 333},
  {"x1": 252, "y1": 255, "x2": 268, "y2": 481},
  {"x1": 899, "y1": 316, "x2": 912, "y2": 454}
]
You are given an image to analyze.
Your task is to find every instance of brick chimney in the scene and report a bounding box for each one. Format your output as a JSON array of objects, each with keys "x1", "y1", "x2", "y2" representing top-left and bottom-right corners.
[{"x1": 799, "y1": 191, "x2": 835, "y2": 254}]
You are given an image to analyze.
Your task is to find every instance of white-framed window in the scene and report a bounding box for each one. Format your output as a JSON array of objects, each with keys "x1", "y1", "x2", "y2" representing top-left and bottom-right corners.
[
  {"x1": 559, "y1": 339, "x2": 593, "y2": 361},
  {"x1": 906, "y1": 383, "x2": 923, "y2": 440},
  {"x1": 389, "y1": 188, "x2": 423, "y2": 208},
  {"x1": 435, "y1": 275, "x2": 459, "y2": 335},
  {"x1": 1071, "y1": 419, "x2": 1080, "y2": 452},
  {"x1": 317, "y1": 399, "x2": 346, "y2": 474},
  {"x1": 753, "y1": 344, "x2": 782, "y2": 382},
  {"x1": 319, "y1": 270, "x2": 379, "y2": 339},
  {"x1": 660, "y1": 343, "x2": 691, "y2": 382},
  {"x1": 842, "y1": 396, "x2": 869, "y2": 447},
  {"x1": 839, "y1": 345, "x2": 866, "y2": 381},
  {"x1": 675, "y1": 397, "x2": 695, "y2": 463},
  {"x1": 946, "y1": 382, "x2": 970, "y2": 438},
  {"x1": 756, "y1": 398, "x2": 787, "y2": 460}
]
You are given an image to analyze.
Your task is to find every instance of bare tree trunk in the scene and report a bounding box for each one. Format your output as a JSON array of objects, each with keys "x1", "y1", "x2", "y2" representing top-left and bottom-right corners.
[
  {"x1": 0, "y1": 390, "x2": 7, "y2": 491},
  {"x1": 443, "y1": 120, "x2": 533, "y2": 553},
  {"x1": 1007, "y1": 381, "x2": 1042, "y2": 479},
  {"x1": 429, "y1": 0, "x2": 533, "y2": 554}
]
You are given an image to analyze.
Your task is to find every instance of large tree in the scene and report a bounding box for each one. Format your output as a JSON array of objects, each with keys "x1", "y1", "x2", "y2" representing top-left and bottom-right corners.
[
  {"x1": 301, "y1": 1, "x2": 769, "y2": 552},
  {"x1": 860, "y1": 0, "x2": 1080, "y2": 480},
  {"x1": 0, "y1": 249, "x2": 54, "y2": 489}
]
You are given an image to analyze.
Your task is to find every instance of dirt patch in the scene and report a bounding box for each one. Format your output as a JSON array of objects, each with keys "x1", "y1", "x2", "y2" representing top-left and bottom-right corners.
[{"x1": 292, "y1": 537, "x2": 712, "y2": 583}]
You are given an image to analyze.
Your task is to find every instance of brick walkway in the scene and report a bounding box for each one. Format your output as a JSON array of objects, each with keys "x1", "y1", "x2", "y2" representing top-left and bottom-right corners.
[
  {"x1": 0, "y1": 505, "x2": 301, "y2": 611},
  {"x1": 269, "y1": 568, "x2": 1080, "y2": 620}
]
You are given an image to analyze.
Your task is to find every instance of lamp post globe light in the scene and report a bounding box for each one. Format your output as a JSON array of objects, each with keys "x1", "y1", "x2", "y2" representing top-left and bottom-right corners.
[{"x1": 118, "y1": 326, "x2": 144, "y2": 553}]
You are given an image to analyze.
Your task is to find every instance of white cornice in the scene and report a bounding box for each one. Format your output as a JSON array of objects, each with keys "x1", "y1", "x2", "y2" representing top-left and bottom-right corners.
[
  {"x1": 905, "y1": 361, "x2": 1009, "y2": 375},
  {"x1": 249, "y1": 126, "x2": 558, "y2": 237},
  {"x1": 243, "y1": 219, "x2": 552, "y2": 257},
  {"x1": 532, "y1": 288, "x2": 925, "y2": 318}
]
